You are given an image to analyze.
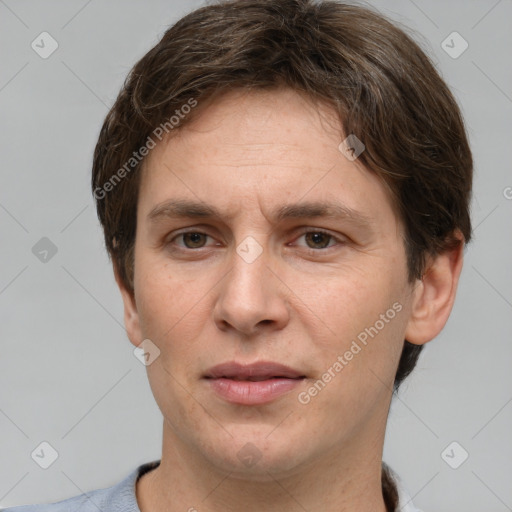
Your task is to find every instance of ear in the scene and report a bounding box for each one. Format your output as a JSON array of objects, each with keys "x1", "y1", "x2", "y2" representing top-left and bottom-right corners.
[
  {"x1": 404, "y1": 231, "x2": 465, "y2": 345},
  {"x1": 113, "y1": 261, "x2": 143, "y2": 348}
]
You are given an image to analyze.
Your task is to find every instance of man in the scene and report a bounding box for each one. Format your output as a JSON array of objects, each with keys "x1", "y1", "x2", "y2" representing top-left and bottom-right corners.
[{"x1": 4, "y1": 0, "x2": 472, "y2": 510}]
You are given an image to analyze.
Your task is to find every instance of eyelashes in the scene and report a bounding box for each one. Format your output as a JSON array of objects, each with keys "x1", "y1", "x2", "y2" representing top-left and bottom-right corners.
[{"x1": 167, "y1": 228, "x2": 345, "y2": 253}]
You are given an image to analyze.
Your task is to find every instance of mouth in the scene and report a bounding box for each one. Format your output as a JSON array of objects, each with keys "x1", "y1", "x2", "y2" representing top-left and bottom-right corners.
[
  {"x1": 204, "y1": 361, "x2": 306, "y2": 405},
  {"x1": 218, "y1": 375, "x2": 302, "y2": 381},
  {"x1": 204, "y1": 361, "x2": 306, "y2": 380}
]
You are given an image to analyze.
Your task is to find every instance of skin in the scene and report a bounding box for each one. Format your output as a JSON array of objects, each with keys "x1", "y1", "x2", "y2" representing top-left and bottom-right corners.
[{"x1": 115, "y1": 87, "x2": 464, "y2": 512}]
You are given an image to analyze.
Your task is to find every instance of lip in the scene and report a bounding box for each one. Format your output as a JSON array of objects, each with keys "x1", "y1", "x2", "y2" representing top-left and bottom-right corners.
[
  {"x1": 204, "y1": 361, "x2": 306, "y2": 405},
  {"x1": 205, "y1": 361, "x2": 305, "y2": 380}
]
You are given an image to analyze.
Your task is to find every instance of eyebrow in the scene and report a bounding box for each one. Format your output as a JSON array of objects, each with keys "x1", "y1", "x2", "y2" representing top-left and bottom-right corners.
[{"x1": 147, "y1": 199, "x2": 373, "y2": 228}]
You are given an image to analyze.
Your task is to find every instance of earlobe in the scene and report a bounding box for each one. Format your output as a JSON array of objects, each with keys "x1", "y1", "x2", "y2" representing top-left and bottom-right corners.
[
  {"x1": 113, "y1": 262, "x2": 143, "y2": 348},
  {"x1": 404, "y1": 233, "x2": 465, "y2": 345}
]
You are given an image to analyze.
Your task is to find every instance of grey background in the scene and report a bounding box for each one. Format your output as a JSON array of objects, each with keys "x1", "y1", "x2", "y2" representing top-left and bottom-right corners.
[{"x1": 0, "y1": 0, "x2": 511, "y2": 510}]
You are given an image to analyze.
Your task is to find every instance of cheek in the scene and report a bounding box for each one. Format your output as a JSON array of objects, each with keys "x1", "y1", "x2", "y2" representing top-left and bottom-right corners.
[
  {"x1": 301, "y1": 260, "x2": 405, "y2": 344},
  {"x1": 304, "y1": 257, "x2": 409, "y2": 394},
  {"x1": 134, "y1": 255, "x2": 210, "y2": 367},
  {"x1": 299, "y1": 295, "x2": 407, "y2": 442},
  {"x1": 133, "y1": 257, "x2": 211, "y2": 430}
]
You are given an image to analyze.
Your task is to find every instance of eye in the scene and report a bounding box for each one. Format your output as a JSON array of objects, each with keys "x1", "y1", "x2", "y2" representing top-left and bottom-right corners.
[
  {"x1": 292, "y1": 229, "x2": 343, "y2": 251},
  {"x1": 167, "y1": 229, "x2": 344, "y2": 253},
  {"x1": 171, "y1": 231, "x2": 213, "y2": 249}
]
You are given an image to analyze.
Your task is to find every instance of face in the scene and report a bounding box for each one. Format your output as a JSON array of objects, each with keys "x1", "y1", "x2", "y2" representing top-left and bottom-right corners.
[{"x1": 120, "y1": 88, "x2": 419, "y2": 479}]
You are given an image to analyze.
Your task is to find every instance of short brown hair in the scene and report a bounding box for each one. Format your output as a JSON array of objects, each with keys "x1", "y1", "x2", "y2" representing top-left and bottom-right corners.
[{"x1": 92, "y1": 0, "x2": 472, "y2": 391}]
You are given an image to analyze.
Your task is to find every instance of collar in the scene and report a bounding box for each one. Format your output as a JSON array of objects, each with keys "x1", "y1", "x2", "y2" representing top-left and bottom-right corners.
[{"x1": 133, "y1": 460, "x2": 422, "y2": 511}]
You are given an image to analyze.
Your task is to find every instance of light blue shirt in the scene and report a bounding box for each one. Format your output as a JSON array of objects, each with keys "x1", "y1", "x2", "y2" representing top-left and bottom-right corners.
[{"x1": 2, "y1": 461, "x2": 422, "y2": 511}]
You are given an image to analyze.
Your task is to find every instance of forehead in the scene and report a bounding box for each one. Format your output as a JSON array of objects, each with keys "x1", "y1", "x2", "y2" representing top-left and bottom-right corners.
[
  {"x1": 138, "y1": 88, "x2": 401, "y2": 234},
  {"x1": 169, "y1": 87, "x2": 341, "y2": 153}
]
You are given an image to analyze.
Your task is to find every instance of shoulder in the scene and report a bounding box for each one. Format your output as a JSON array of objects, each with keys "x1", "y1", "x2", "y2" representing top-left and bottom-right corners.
[
  {"x1": 1, "y1": 492, "x2": 96, "y2": 512},
  {"x1": 1, "y1": 460, "x2": 160, "y2": 512},
  {"x1": 385, "y1": 463, "x2": 424, "y2": 512}
]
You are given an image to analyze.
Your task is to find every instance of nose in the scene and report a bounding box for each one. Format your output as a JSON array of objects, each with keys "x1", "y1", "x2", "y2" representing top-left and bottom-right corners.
[{"x1": 213, "y1": 241, "x2": 290, "y2": 337}]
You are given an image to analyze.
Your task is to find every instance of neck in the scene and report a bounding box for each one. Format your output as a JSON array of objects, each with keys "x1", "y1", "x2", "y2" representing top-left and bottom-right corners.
[{"x1": 137, "y1": 422, "x2": 391, "y2": 512}]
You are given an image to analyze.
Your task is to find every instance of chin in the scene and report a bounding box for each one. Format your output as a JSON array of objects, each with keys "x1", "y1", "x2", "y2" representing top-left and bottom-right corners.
[{"x1": 200, "y1": 426, "x2": 309, "y2": 480}]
